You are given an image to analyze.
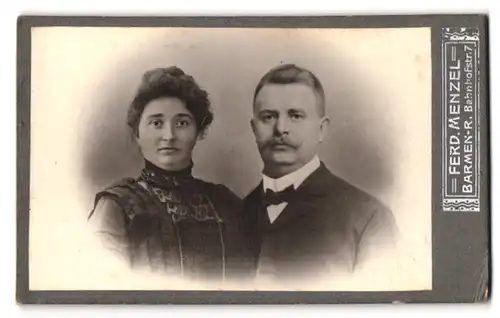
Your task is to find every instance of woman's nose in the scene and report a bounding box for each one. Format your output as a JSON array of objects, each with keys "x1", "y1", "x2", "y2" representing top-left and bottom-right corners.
[{"x1": 161, "y1": 123, "x2": 176, "y2": 140}]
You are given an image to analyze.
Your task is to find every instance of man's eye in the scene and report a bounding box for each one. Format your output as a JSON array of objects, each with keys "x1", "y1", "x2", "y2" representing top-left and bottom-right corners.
[
  {"x1": 291, "y1": 114, "x2": 303, "y2": 120},
  {"x1": 261, "y1": 114, "x2": 276, "y2": 122}
]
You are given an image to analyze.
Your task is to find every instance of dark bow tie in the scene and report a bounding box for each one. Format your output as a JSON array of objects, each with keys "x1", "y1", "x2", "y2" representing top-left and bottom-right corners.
[{"x1": 263, "y1": 185, "x2": 296, "y2": 207}]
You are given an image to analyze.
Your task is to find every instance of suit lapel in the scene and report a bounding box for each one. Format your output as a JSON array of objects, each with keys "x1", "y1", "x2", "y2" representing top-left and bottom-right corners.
[
  {"x1": 246, "y1": 182, "x2": 272, "y2": 231},
  {"x1": 247, "y1": 162, "x2": 339, "y2": 231},
  {"x1": 268, "y1": 163, "x2": 334, "y2": 230},
  {"x1": 269, "y1": 196, "x2": 310, "y2": 230}
]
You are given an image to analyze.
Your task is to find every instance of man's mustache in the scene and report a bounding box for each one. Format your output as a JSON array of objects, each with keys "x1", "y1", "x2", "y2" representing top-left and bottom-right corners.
[{"x1": 263, "y1": 136, "x2": 300, "y2": 149}]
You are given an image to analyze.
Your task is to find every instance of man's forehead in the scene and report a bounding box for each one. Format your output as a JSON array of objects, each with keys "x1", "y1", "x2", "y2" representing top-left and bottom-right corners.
[
  {"x1": 255, "y1": 83, "x2": 319, "y2": 108},
  {"x1": 254, "y1": 83, "x2": 318, "y2": 111}
]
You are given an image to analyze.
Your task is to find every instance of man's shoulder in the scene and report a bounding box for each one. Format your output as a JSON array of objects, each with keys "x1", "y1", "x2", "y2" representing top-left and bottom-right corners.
[
  {"x1": 193, "y1": 179, "x2": 244, "y2": 218},
  {"x1": 317, "y1": 172, "x2": 396, "y2": 251},
  {"x1": 194, "y1": 178, "x2": 240, "y2": 200},
  {"x1": 243, "y1": 182, "x2": 263, "y2": 202},
  {"x1": 334, "y1": 176, "x2": 389, "y2": 212},
  {"x1": 319, "y1": 165, "x2": 385, "y2": 205},
  {"x1": 314, "y1": 165, "x2": 393, "y2": 224}
]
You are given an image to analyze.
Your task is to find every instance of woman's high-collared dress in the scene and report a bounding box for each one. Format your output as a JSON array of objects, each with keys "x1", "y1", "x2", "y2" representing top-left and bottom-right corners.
[{"x1": 89, "y1": 161, "x2": 252, "y2": 282}]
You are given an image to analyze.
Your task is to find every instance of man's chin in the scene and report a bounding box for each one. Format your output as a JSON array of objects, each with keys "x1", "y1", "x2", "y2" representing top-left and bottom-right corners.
[{"x1": 264, "y1": 153, "x2": 297, "y2": 166}]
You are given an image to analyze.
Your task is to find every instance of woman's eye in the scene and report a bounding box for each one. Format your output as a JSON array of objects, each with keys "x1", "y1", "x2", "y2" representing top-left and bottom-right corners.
[
  {"x1": 176, "y1": 120, "x2": 189, "y2": 127},
  {"x1": 151, "y1": 119, "x2": 163, "y2": 127}
]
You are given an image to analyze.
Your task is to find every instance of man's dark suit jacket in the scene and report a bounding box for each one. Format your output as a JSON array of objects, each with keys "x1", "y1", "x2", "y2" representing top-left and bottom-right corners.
[{"x1": 242, "y1": 161, "x2": 397, "y2": 284}]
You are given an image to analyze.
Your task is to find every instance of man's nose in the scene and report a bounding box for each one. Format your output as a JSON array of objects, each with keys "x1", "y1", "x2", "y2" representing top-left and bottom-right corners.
[{"x1": 274, "y1": 116, "x2": 289, "y2": 135}]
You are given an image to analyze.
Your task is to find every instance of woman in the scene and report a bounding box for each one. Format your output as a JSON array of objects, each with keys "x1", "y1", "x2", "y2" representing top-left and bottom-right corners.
[{"x1": 88, "y1": 66, "x2": 251, "y2": 284}]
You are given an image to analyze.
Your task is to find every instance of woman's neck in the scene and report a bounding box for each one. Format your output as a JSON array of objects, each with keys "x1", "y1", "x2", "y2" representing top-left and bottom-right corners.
[{"x1": 144, "y1": 159, "x2": 193, "y2": 177}]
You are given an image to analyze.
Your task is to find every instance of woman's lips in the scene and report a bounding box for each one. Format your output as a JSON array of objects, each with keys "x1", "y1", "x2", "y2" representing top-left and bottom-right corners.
[{"x1": 158, "y1": 147, "x2": 180, "y2": 154}]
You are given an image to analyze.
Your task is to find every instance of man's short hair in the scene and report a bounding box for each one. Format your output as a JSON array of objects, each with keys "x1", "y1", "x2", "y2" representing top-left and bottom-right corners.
[{"x1": 253, "y1": 63, "x2": 326, "y2": 116}]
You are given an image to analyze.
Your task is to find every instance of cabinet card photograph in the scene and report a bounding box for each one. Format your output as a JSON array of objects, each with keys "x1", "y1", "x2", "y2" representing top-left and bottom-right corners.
[{"x1": 17, "y1": 15, "x2": 489, "y2": 304}]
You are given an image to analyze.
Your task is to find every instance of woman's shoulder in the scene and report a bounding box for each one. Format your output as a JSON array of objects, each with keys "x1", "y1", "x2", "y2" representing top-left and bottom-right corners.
[
  {"x1": 99, "y1": 177, "x2": 139, "y2": 192},
  {"x1": 91, "y1": 176, "x2": 160, "y2": 220},
  {"x1": 95, "y1": 176, "x2": 151, "y2": 199}
]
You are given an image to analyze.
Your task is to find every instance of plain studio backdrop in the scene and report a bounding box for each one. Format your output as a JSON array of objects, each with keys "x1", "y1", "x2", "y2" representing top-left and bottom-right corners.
[{"x1": 29, "y1": 27, "x2": 432, "y2": 291}]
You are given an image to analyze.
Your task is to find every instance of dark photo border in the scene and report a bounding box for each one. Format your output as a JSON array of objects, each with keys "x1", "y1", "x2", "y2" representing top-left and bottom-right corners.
[{"x1": 16, "y1": 14, "x2": 490, "y2": 304}]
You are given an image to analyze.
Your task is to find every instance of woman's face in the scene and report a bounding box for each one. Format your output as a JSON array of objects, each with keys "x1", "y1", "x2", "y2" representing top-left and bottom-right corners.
[{"x1": 136, "y1": 97, "x2": 199, "y2": 171}]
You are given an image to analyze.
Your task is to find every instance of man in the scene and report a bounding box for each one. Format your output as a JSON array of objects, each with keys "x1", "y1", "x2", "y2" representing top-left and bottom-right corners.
[{"x1": 243, "y1": 63, "x2": 396, "y2": 287}]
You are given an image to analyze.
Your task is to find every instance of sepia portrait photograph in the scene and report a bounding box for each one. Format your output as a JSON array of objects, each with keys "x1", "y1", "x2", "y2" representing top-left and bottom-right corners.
[{"x1": 26, "y1": 24, "x2": 433, "y2": 293}]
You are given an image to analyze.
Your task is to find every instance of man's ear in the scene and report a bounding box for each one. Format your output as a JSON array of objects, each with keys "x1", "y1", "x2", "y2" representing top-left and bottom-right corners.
[
  {"x1": 319, "y1": 116, "x2": 330, "y2": 143},
  {"x1": 250, "y1": 118, "x2": 256, "y2": 135}
]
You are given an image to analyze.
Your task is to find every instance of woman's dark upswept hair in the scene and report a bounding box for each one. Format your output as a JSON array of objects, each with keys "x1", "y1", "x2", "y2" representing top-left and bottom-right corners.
[{"x1": 127, "y1": 66, "x2": 213, "y2": 136}]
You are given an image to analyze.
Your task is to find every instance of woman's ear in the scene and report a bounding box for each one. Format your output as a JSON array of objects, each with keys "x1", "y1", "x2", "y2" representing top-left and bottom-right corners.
[
  {"x1": 130, "y1": 129, "x2": 142, "y2": 150},
  {"x1": 198, "y1": 116, "x2": 210, "y2": 141},
  {"x1": 197, "y1": 127, "x2": 208, "y2": 141}
]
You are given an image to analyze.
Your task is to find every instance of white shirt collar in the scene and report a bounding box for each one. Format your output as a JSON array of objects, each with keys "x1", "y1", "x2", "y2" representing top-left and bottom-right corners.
[{"x1": 262, "y1": 155, "x2": 321, "y2": 192}]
